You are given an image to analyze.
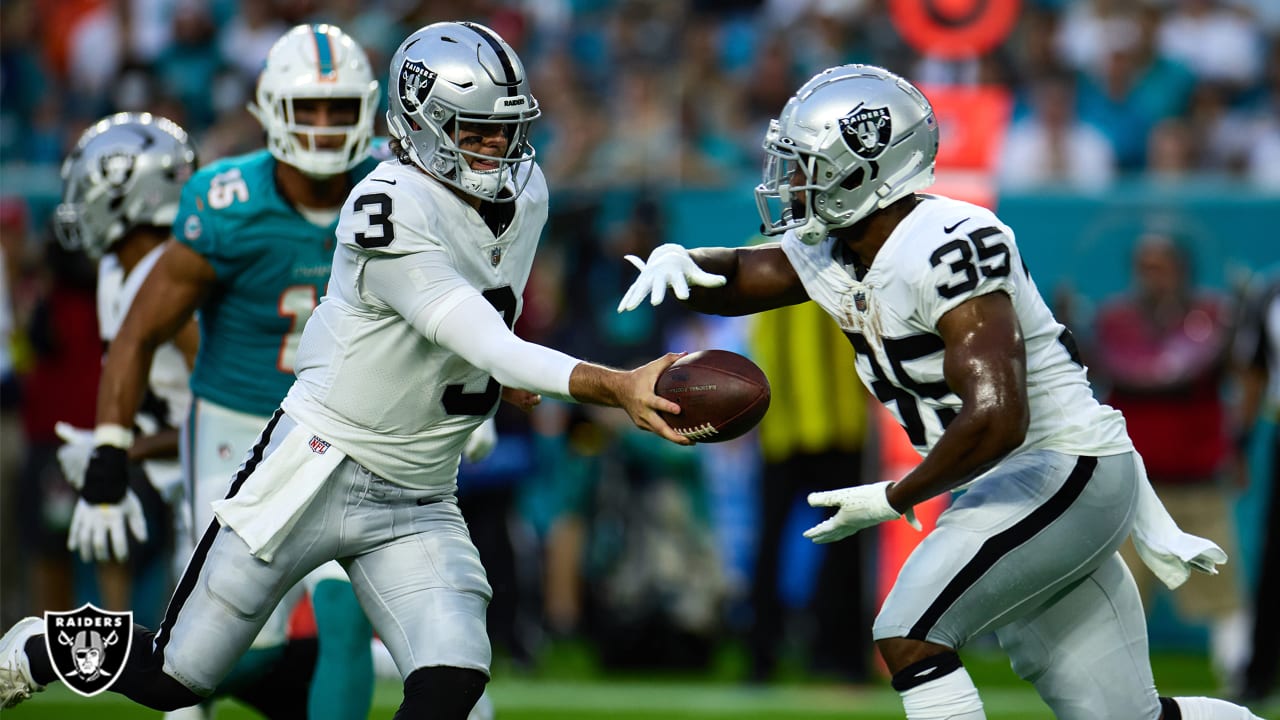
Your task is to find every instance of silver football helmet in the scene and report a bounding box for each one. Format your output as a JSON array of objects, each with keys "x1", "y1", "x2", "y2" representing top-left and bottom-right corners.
[
  {"x1": 248, "y1": 24, "x2": 380, "y2": 177},
  {"x1": 55, "y1": 112, "x2": 198, "y2": 258},
  {"x1": 386, "y1": 21, "x2": 540, "y2": 203},
  {"x1": 756, "y1": 65, "x2": 938, "y2": 244}
]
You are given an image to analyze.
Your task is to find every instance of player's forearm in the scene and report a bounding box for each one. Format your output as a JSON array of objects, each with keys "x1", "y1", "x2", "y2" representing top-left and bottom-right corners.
[
  {"x1": 96, "y1": 336, "x2": 158, "y2": 429},
  {"x1": 129, "y1": 428, "x2": 180, "y2": 461},
  {"x1": 685, "y1": 246, "x2": 804, "y2": 316},
  {"x1": 886, "y1": 406, "x2": 1027, "y2": 512},
  {"x1": 566, "y1": 362, "x2": 627, "y2": 407}
]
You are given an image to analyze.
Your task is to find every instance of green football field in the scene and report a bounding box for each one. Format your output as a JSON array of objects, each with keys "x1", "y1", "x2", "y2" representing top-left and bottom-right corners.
[{"x1": 10, "y1": 644, "x2": 1280, "y2": 719}]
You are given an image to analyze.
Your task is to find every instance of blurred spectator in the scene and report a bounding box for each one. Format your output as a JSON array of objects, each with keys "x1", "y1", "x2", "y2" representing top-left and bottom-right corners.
[
  {"x1": 1145, "y1": 118, "x2": 1199, "y2": 180},
  {"x1": 1092, "y1": 234, "x2": 1249, "y2": 690},
  {"x1": 15, "y1": 239, "x2": 101, "y2": 616},
  {"x1": 1054, "y1": 0, "x2": 1142, "y2": 76},
  {"x1": 746, "y1": 295, "x2": 874, "y2": 684},
  {"x1": 218, "y1": 0, "x2": 288, "y2": 82},
  {"x1": 1075, "y1": 4, "x2": 1197, "y2": 171},
  {"x1": 1233, "y1": 269, "x2": 1280, "y2": 704},
  {"x1": 1157, "y1": 0, "x2": 1264, "y2": 91},
  {"x1": 998, "y1": 70, "x2": 1116, "y2": 188}
]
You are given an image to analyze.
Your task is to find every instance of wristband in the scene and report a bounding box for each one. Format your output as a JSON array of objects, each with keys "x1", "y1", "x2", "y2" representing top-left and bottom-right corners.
[{"x1": 93, "y1": 424, "x2": 135, "y2": 450}]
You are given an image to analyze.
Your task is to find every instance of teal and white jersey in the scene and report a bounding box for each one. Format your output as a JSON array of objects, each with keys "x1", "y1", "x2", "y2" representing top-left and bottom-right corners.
[{"x1": 173, "y1": 149, "x2": 381, "y2": 416}]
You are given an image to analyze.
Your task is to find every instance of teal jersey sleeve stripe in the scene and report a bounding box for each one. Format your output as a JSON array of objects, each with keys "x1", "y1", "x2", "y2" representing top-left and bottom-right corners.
[{"x1": 314, "y1": 26, "x2": 334, "y2": 77}]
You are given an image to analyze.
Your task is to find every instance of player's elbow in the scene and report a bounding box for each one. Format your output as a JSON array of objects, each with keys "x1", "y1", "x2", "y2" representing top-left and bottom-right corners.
[{"x1": 980, "y1": 401, "x2": 1028, "y2": 456}]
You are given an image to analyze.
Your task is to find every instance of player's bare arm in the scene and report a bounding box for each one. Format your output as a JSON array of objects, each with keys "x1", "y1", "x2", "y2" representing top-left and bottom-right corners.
[
  {"x1": 885, "y1": 290, "x2": 1029, "y2": 513},
  {"x1": 97, "y1": 239, "x2": 216, "y2": 428},
  {"x1": 683, "y1": 244, "x2": 810, "y2": 316},
  {"x1": 567, "y1": 354, "x2": 692, "y2": 446}
]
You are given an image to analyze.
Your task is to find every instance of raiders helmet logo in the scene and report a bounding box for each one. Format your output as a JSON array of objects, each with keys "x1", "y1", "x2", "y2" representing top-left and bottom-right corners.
[
  {"x1": 100, "y1": 150, "x2": 136, "y2": 188},
  {"x1": 839, "y1": 106, "x2": 892, "y2": 160},
  {"x1": 44, "y1": 604, "x2": 134, "y2": 697},
  {"x1": 398, "y1": 59, "x2": 438, "y2": 113}
]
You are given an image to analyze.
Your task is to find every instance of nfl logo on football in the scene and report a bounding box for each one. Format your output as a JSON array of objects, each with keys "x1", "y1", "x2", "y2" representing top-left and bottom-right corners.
[{"x1": 44, "y1": 604, "x2": 133, "y2": 697}]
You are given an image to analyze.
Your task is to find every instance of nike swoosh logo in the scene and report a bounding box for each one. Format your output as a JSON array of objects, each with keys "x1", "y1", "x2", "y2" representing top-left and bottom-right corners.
[
  {"x1": 914, "y1": 667, "x2": 938, "y2": 678},
  {"x1": 943, "y1": 218, "x2": 969, "y2": 234},
  {"x1": 372, "y1": 178, "x2": 396, "y2": 185}
]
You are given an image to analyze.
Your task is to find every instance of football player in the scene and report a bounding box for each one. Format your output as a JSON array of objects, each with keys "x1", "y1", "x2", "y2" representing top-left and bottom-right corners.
[
  {"x1": 52, "y1": 111, "x2": 199, "y2": 580},
  {"x1": 0, "y1": 21, "x2": 688, "y2": 718},
  {"x1": 616, "y1": 65, "x2": 1261, "y2": 720},
  {"x1": 50, "y1": 24, "x2": 383, "y2": 720}
]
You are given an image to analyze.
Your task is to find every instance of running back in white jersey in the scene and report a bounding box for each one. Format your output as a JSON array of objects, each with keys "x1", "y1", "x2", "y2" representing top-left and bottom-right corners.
[
  {"x1": 782, "y1": 194, "x2": 1132, "y2": 459},
  {"x1": 283, "y1": 159, "x2": 548, "y2": 491}
]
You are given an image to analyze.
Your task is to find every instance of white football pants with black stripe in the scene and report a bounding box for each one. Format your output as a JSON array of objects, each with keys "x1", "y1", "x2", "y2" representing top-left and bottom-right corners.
[
  {"x1": 158, "y1": 411, "x2": 492, "y2": 695},
  {"x1": 874, "y1": 449, "x2": 1163, "y2": 720}
]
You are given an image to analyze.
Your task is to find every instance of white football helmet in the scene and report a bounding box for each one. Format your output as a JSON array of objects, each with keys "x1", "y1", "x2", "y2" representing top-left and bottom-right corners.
[
  {"x1": 248, "y1": 24, "x2": 380, "y2": 177},
  {"x1": 386, "y1": 21, "x2": 540, "y2": 203},
  {"x1": 55, "y1": 112, "x2": 198, "y2": 258},
  {"x1": 756, "y1": 65, "x2": 938, "y2": 244}
]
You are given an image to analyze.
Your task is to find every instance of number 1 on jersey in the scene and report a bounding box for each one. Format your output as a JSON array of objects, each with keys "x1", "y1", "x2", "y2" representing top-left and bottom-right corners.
[{"x1": 277, "y1": 285, "x2": 318, "y2": 373}]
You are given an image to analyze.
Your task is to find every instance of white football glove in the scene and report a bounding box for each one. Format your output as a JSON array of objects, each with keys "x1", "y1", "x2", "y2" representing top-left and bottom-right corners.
[
  {"x1": 54, "y1": 421, "x2": 96, "y2": 491},
  {"x1": 616, "y1": 243, "x2": 727, "y2": 313},
  {"x1": 463, "y1": 418, "x2": 498, "y2": 463},
  {"x1": 804, "y1": 480, "x2": 922, "y2": 544},
  {"x1": 67, "y1": 491, "x2": 148, "y2": 563}
]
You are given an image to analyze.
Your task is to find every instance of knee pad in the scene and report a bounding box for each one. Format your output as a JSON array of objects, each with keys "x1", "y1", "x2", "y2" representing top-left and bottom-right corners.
[{"x1": 394, "y1": 666, "x2": 489, "y2": 720}]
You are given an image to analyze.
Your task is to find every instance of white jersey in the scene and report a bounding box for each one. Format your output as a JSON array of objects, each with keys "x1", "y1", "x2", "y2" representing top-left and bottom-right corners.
[
  {"x1": 98, "y1": 245, "x2": 191, "y2": 494},
  {"x1": 283, "y1": 159, "x2": 549, "y2": 491},
  {"x1": 782, "y1": 194, "x2": 1132, "y2": 460}
]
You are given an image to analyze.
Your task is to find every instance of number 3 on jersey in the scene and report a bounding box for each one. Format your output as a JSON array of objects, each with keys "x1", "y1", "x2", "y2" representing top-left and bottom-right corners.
[{"x1": 442, "y1": 287, "x2": 518, "y2": 416}]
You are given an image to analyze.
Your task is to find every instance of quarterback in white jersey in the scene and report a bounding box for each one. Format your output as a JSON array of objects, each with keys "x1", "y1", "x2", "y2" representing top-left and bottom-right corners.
[
  {"x1": 0, "y1": 22, "x2": 688, "y2": 719},
  {"x1": 620, "y1": 65, "x2": 1259, "y2": 720}
]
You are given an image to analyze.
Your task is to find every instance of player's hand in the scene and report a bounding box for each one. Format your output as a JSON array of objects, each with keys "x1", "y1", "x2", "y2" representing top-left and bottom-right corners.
[
  {"x1": 618, "y1": 353, "x2": 693, "y2": 446},
  {"x1": 54, "y1": 422, "x2": 96, "y2": 491},
  {"x1": 804, "y1": 481, "x2": 922, "y2": 544},
  {"x1": 617, "y1": 244, "x2": 726, "y2": 312},
  {"x1": 80, "y1": 425, "x2": 133, "y2": 505},
  {"x1": 502, "y1": 387, "x2": 541, "y2": 413},
  {"x1": 463, "y1": 418, "x2": 499, "y2": 463},
  {"x1": 67, "y1": 491, "x2": 148, "y2": 563}
]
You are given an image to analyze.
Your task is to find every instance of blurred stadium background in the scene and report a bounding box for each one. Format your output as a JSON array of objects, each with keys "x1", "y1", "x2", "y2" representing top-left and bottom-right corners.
[{"x1": 1, "y1": 0, "x2": 1279, "y2": 717}]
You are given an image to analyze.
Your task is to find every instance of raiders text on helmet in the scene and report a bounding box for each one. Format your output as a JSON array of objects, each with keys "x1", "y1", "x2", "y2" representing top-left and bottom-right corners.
[
  {"x1": 248, "y1": 24, "x2": 380, "y2": 177},
  {"x1": 55, "y1": 112, "x2": 198, "y2": 258},
  {"x1": 385, "y1": 21, "x2": 540, "y2": 203},
  {"x1": 756, "y1": 65, "x2": 939, "y2": 244}
]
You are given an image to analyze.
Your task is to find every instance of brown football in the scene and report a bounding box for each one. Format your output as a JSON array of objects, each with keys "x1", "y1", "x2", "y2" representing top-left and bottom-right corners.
[{"x1": 655, "y1": 349, "x2": 771, "y2": 443}]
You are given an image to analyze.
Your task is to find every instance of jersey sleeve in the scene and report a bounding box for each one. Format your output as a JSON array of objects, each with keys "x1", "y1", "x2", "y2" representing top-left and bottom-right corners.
[
  {"x1": 915, "y1": 221, "x2": 1021, "y2": 329},
  {"x1": 334, "y1": 175, "x2": 448, "y2": 257},
  {"x1": 171, "y1": 168, "x2": 228, "y2": 270}
]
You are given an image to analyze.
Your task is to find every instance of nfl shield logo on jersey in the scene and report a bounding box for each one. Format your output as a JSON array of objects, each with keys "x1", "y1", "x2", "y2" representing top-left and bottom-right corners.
[
  {"x1": 854, "y1": 291, "x2": 868, "y2": 312},
  {"x1": 44, "y1": 604, "x2": 133, "y2": 697},
  {"x1": 490, "y1": 247, "x2": 502, "y2": 267},
  {"x1": 308, "y1": 435, "x2": 331, "y2": 454}
]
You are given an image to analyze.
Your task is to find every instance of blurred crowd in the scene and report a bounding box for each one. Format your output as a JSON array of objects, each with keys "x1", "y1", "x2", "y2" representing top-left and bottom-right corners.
[
  {"x1": 2, "y1": 0, "x2": 1279, "y2": 191},
  {"x1": 2, "y1": 0, "x2": 1279, "y2": 700}
]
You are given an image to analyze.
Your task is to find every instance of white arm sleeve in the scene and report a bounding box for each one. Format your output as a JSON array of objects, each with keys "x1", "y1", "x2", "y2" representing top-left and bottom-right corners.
[{"x1": 364, "y1": 251, "x2": 579, "y2": 401}]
